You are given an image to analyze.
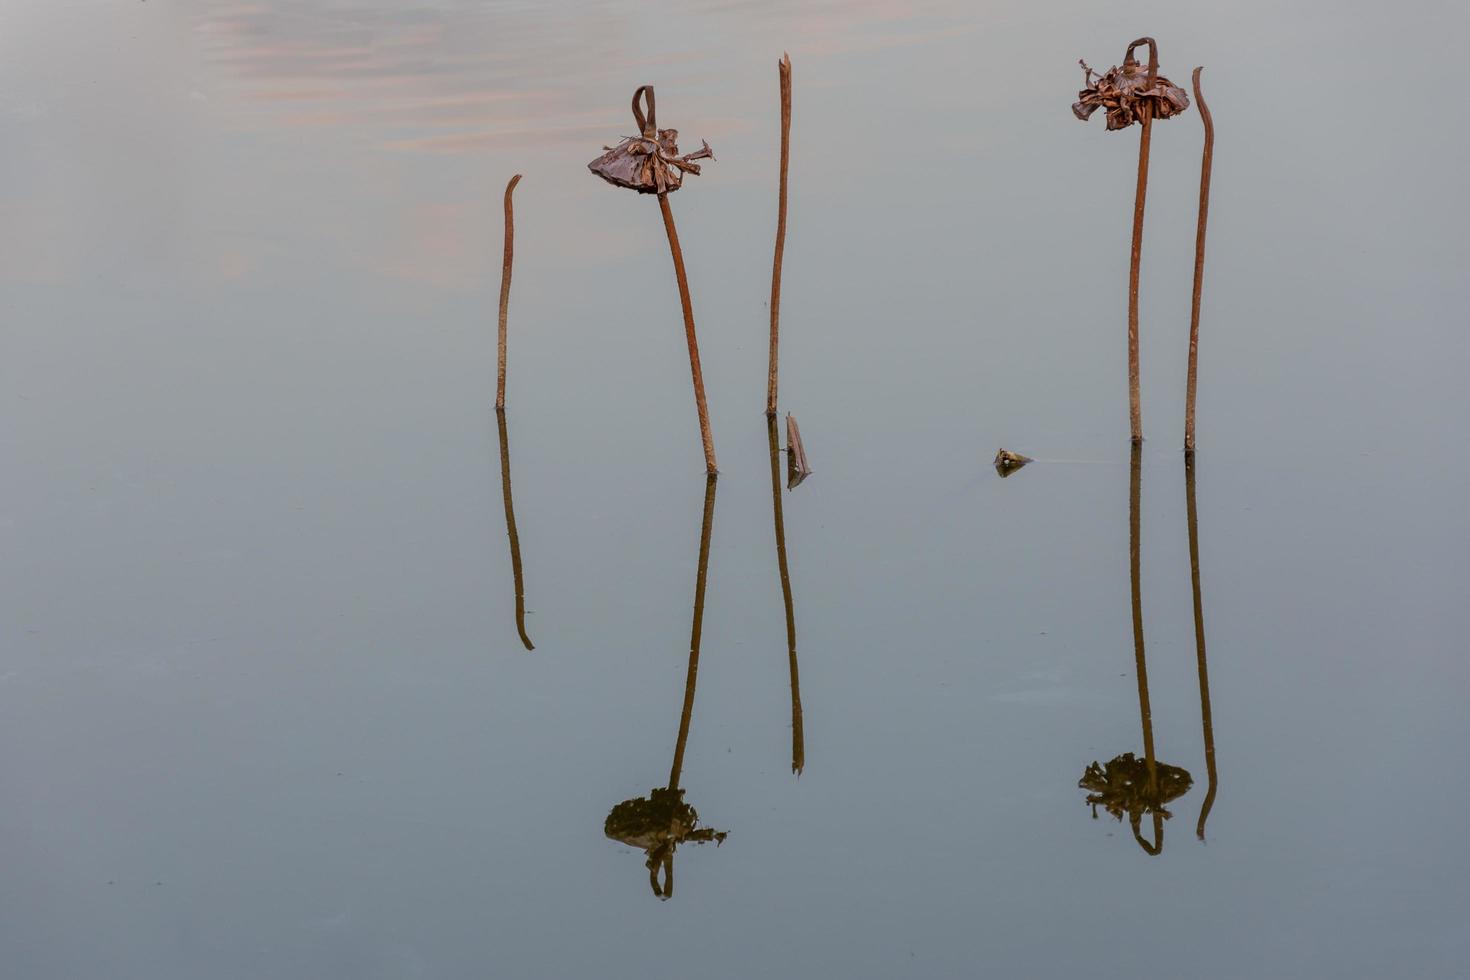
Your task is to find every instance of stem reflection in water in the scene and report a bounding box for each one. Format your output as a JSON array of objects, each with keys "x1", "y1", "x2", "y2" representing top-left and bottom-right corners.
[
  {"x1": 604, "y1": 476, "x2": 726, "y2": 900},
  {"x1": 494, "y1": 407, "x2": 533, "y2": 651},
  {"x1": 1187, "y1": 457, "x2": 1218, "y2": 840},
  {"x1": 1079, "y1": 446, "x2": 1192, "y2": 855},
  {"x1": 767, "y1": 416, "x2": 804, "y2": 775}
]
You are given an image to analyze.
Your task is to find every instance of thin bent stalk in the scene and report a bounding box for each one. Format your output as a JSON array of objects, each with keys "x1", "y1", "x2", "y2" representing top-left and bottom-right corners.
[
  {"x1": 495, "y1": 407, "x2": 533, "y2": 651},
  {"x1": 668, "y1": 475, "x2": 719, "y2": 790},
  {"x1": 657, "y1": 193, "x2": 719, "y2": 475},
  {"x1": 766, "y1": 53, "x2": 792, "y2": 417},
  {"x1": 1184, "y1": 67, "x2": 1214, "y2": 454},
  {"x1": 495, "y1": 175, "x2": 522, "y2": 410},
  {"x1": 767, "y1": 416, "x2": 804, "y2": 774},
  {"x1": 1186, "y1": 457, "x2": 1218, "y2": 839}
]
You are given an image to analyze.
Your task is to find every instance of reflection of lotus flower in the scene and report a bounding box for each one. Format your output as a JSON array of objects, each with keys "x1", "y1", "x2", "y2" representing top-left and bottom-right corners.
[
  {"x1": 1079, "y1": 752, "x2": 1192, "y2": 822},
  {"x1": 605, "y1": 787, "x2": 726, "y2": 851},
  {"x1": 605, "y1": 787, "x2": 726, "y2": 900},
  {"x1": 1073, "y1": 58, "x2": 1189, "y2": 131}
]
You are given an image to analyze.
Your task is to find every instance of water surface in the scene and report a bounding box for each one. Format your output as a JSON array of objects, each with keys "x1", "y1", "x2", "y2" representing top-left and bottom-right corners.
[{"x1": 2, "y1": 1, "x2": 1468, "y2": 977}]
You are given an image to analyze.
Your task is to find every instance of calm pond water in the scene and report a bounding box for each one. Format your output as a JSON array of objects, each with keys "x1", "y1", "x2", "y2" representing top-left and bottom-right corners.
[{"x1": 3, "y1": 1, "x2": 1469, "y2": 977}]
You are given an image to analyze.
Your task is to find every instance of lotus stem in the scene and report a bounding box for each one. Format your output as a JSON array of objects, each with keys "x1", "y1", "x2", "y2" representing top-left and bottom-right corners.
[
  {"x1": 1184, "y1": 67, "x2": 1214, "y2": 454},
  {"x1": 767, "y1": 53, "x2": 792, "y2": 418},
  {"x1": 1124, "y1": 38, "x2": 1158, "y2": 445},
  {"x1": 657, "y1": 193, "x2": 718, "y2": 475},
  {"x1": 1127, "y1": 113, "x2": 1152, "y2": 444},
  {"x1": 495, "y1": 175, "x2": 521, "y2": 410}
]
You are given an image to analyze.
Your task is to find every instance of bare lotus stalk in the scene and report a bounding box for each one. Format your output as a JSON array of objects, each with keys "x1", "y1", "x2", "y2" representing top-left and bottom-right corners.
[
  {"x1": 589, "y1": 86, "x2": 718, "y2": 474},
  {"x1": 659, "y1": 194, "x2": 718, "y2": 474},
  {"x1": 767, "y1": 53, "x2": 792, "y2": 417},
  {"x1": 1184, "y1": 67, "x2": 1214, "y2": 454},
  {"x1": 1125, "y1": 41, "x2": 1158, "y2": 445},
  {"x1": 495, "y1": 175, "x2": 521, "y2": 410},
  {"x1": 1127, "y1": 118, "x2": 1151, "y2": 442},
  {"x1": 1074, "y1": 37, "x2": 1189, "y2": 444}
]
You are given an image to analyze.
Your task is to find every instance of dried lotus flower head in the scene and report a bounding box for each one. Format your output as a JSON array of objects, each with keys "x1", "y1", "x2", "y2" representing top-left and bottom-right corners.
[
  {"x1": 1071, "y1": 37, "x2": 1190, "y2": 444},
  {"x1": 588, "y1": 85, "x2": 714, "y2": 195},
  {"x1": 1073, "y1": 37, "x2": 1189, "y2": 131},
  {"x1": 587, "y1": 83, "x2": 720, "y2": 473}
]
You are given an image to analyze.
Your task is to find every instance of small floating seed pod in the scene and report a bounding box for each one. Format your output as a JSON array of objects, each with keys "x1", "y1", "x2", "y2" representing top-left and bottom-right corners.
[{"x1": 993, "y1": 448, "x2": 1032, "y2": 477}]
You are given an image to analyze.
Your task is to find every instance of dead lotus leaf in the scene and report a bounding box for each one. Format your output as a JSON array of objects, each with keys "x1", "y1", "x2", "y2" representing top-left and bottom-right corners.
[
  {"x1": 589, "y1": 85, "x2": 714, "y2": 195},
  {"x1": 1072, "y1": 38, "x2": 1189, "y2": 131},
  {"x1": 786, "y1": 413, "x2": 812, "y2": 490}
]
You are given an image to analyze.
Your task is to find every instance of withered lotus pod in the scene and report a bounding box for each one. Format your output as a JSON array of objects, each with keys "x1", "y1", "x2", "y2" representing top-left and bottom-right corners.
[
  {"x1": 588, "y1": 85, "x2": 714, "y2": 195},
  {"x1": 993, "y1": 448, "x2": 1032, "y2": 477},
  {"x1": 1073, "y1": 38, "x2": 1189, "y2": 131}
]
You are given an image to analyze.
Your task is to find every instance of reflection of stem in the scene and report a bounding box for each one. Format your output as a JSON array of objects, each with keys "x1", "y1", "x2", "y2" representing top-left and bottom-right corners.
[
  {"x1": 766, "y1": 53, "x2": 792, "y2": 418},
  {"x1": 1133, "y1": 811, "x2": 1164, "y2": 855},
  {"x1": 767, "y1": 417, "x2": 804, "y2": 775},
  {"x1": 1184, "y1": 68, "x2": 1214, "y2": 455},
  {"x1": 650, "y1": 855, "x2": 673, "y2": 900},
  {"x1": 669, "y1": 475, "x2": 719, "y2": 791},
  {"x1": 1129, "y1": 445, "x2": 1154, "y2": 774},
  {"x1": 1187, "y1": 457, "x2": 1218, "y2": 840},
  {"x1": 495, "y1": 408, "x2": 533, "y2": 651},
  {"x1": 495, "y1": 175, "x2": 521, "y2": 410},
  {"x1": 657, "y1": 193, "x2": 718, "y2": 475},
  {"x1": 1128, "y1": 444, "x2": 1161, "y2": 855}
]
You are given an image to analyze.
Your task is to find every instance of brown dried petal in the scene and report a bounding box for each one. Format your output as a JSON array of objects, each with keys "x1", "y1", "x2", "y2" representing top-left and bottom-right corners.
[
  {"x1": 1073, "y1": 60, "x2": 1190, "y2": 131},
  {"x1": 589, "y1": 129, "x2": 716, "y2": 195}
]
